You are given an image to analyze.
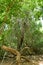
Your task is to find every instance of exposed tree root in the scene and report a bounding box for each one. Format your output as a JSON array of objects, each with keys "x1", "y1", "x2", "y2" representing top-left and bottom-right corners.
[
  {"x1": 1, "y1": 45, "x2": 30, "y2": 65},
  {"x1": 1, "y1": 45, "x2": 21, "y2": 65},
  {"x1": 21, "y1": 56, "x2": 30, "y2": 62},
  {"x1": 21, "y1": 46, "x2": 35, "y2": 55}
]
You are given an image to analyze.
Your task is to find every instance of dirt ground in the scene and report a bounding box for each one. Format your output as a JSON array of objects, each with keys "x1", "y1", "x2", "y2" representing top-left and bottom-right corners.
[{"x1": 0, "y1": 55, "x2": 43, "y2": 65}]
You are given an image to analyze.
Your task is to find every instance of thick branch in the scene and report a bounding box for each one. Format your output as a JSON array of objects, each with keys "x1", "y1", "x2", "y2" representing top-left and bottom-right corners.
[{"x1": 1, "y1": 45, "x2": 20, "y2": 55}]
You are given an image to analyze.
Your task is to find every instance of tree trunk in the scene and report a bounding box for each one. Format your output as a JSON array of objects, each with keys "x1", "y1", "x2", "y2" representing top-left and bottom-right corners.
[{"x1": 17, "y1": 22, "x2": 26, "y2": 51}]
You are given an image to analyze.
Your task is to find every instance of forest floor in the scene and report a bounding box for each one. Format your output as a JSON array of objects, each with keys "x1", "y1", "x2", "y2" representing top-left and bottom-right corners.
[{"x1": 0, "y1": 55, "x2": 43, "y2": 65}]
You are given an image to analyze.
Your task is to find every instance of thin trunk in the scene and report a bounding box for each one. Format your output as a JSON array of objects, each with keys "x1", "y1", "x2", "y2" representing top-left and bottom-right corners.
[{"x1": 17, "y1": 22, "x2": 25, "y2": 51}]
